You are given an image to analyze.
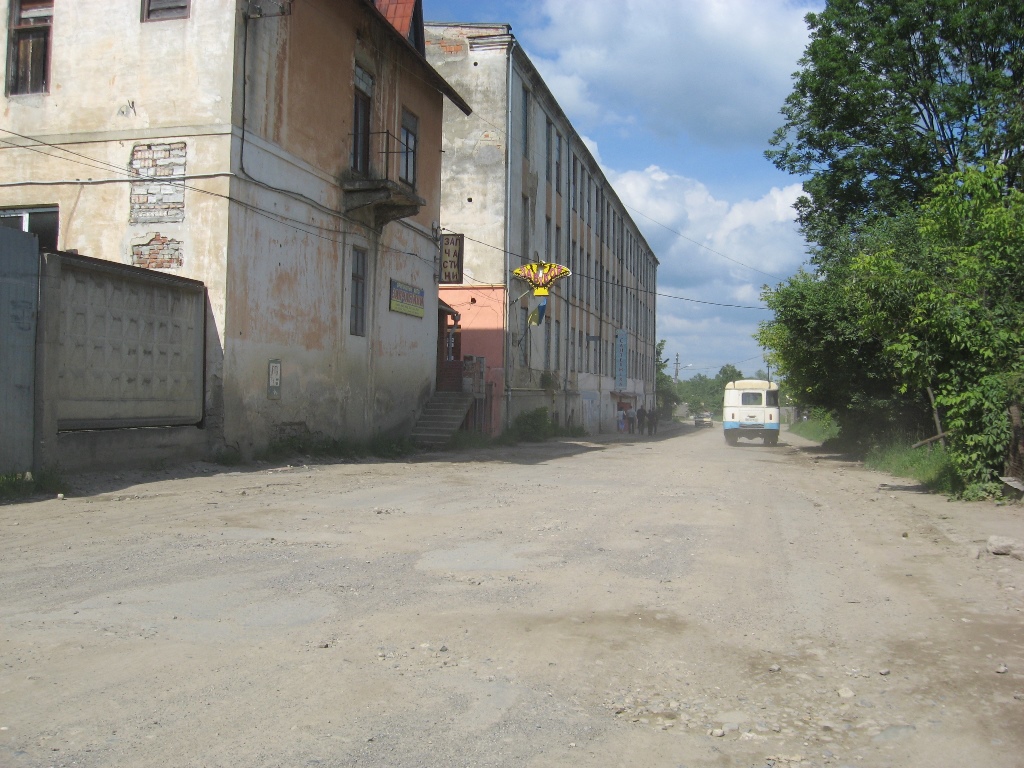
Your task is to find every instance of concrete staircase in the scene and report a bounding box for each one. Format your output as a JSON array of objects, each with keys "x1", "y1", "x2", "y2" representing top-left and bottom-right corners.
[{"x1": 410, "y1": 391, "x2": 475, "y2": 447}]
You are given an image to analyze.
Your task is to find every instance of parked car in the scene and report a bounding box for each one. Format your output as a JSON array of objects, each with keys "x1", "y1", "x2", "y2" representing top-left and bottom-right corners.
[{"x1": 694, "y1": 412, "x2": 714, "y2": 427}]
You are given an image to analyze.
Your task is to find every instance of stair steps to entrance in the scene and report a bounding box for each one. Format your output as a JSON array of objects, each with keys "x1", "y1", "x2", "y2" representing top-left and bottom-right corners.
[{"x1": 410, "y1": 391, "x2": 474, "y2": 447}]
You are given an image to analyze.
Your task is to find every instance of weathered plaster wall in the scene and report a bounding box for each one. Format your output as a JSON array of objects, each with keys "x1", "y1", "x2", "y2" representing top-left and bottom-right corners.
[
  {"x1": 221, "y1": 0, "x2": 446, "y2": 452},
  {"x1": 2, "y1": 1, "x2": 450, "y2": 459},
  {"x1": 425, "y1": 25, "x2": 510, "y2": 285}
]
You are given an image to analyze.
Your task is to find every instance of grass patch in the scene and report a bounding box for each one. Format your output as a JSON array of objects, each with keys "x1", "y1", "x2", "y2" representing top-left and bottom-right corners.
[
  {"x1": 788, "y1": 409, "x2": 841, "y2": 442},
  {"x1": 864, "y1": 440, "x2": 958, "y2": 494},
  {"x1": 446, "y1": 409, "x2": 587, "y2": 450},
  {"x1": 0, "y1": 469, "x2": 67, "y2": 502}
]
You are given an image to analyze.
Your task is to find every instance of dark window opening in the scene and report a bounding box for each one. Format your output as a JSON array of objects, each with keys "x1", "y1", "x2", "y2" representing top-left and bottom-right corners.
[
  {"x1": 350, "y1": 247, "x2": 367, "y2": 336},
  {"x1": 0, "y1": 207, "x2": 58, "y2": 250},
  {"x1": 8, "y1": 0, "x2": 53, "y2": 95},
  {"x1": 142, "y1": 0, "x2": 190, "y2": 22},
  {"x1": 351, "y1": 66, "x2": 373, "y2": 175},
  {"x1": 399, "y1": 109, "x2": 418, "y2": 186}
]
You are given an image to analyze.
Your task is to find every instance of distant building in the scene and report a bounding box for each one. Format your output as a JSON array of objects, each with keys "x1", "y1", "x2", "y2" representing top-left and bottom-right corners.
[
  {"x1": 425, "y1": 23, "x2": 658, "y2": 435},
  {"x1": 0, "y1": 0, "x2": 469, "y2": 467}
]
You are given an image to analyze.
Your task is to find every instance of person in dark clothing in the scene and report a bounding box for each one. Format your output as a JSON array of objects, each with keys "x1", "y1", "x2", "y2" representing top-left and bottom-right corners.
[
  {"x1": 637, "y1": 405, "x2": 647, "y2": 434},
  {"x1": 647, "y1": 407, "x2": 658, "y2": 436}
]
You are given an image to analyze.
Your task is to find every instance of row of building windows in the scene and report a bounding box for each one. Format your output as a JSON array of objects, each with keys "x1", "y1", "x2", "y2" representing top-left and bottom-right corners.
[
  {"x1": 517, "y1": 297, "x2": 655, "y2": 383},
  {"x1": 519, "y1": 79, "x2": 657, "y2": 385},
  {"x1": 7, "y1": 7, "x2": 420, "y2": 193},
  {"x1": 7, "y1": 1, "x2": 192, "y2": 95}
]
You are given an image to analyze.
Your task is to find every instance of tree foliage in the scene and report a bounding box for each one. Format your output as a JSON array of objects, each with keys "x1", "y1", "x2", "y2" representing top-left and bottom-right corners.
[
  {"x1": 678, "y1": 365, "x2": 769, "y2": 417},
  {"x1": 767, "y1": 0, "x2": 1024, "y2": 235},
  {"x1": 762, "y1": 0, "x2": 1024, "y2": 487},
  {"x1": 848, "y1": 165, "x2": 1024, "y2": 485},
  {"x1": 654, "y1": 340, "x2": 683, "y2": 418}
]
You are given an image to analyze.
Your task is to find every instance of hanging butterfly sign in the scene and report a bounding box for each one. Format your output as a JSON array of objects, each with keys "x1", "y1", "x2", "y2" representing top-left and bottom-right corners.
[{"x1": 512, "y1": 262, "x2": 572, "y2": 297}]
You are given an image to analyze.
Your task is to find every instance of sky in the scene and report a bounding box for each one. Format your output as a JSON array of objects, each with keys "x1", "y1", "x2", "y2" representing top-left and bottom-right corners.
[{"x1": 425, "y1": 0, "x2": 823, "y2": 381}]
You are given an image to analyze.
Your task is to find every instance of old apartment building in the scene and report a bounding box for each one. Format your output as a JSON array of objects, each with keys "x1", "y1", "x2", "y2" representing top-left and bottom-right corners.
[
  {"x1": 0, "y1": 0, "x2": 469, "y2": 469},
  {"x1": 425, "y1": 23, "x2": 658, "y2": 435}
]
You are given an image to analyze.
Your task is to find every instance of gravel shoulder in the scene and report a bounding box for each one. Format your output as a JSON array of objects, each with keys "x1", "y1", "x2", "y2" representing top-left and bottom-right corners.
[{"x1": 2, "y1": 424, "x2": 1022, "y2": 767}]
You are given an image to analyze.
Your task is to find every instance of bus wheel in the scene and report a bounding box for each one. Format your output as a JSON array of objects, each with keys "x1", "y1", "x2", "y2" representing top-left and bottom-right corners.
[
  {"x1": 765, "y1": 434, "x2": 778, "y2": 446},
  {"x1": 725, "y1": 433, "x2": 738, "y2": 446}
]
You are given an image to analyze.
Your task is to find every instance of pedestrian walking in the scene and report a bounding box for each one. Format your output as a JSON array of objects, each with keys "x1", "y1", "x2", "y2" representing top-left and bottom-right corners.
[
  {"x1": 637, "y1": 405, "x2": 647, "y2": 434},
  {"x1": 648, "y1": 406, "x2": 657, "y2": 436},
  {"x1": 626, "y1": 405, "x2": 637, "y2": 434}
]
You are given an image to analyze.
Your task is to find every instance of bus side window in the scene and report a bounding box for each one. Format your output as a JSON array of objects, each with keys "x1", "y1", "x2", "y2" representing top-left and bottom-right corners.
[
  {"x1": 741, "y1": 392, "x2": 763, "y2": 406},
  {"x1": 766, "y1": 391, "x2": 779, "y2": 407}
]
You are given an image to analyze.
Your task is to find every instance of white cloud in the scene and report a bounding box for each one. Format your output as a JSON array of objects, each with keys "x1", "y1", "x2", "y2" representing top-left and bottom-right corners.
[
  {"x1": 523, "y1": 0, "x2": 813, "y2": 147},
  {"x1": 602, "y1": 163, "x2": 806, "y2": 376}
]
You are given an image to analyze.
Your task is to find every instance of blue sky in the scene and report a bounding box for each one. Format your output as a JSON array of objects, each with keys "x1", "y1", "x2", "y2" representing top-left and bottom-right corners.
[{"x1": 425, "y1": 0, "x2": 823, "y2": 380}]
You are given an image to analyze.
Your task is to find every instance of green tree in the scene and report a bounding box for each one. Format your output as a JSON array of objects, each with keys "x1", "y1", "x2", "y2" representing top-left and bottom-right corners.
[
  {"x1": 849, "y1": 165, "x2": 1024, "y2": 487},
  {"x1": 654, "y1": 340, "x2": 682, "y2": 419},
  {"x1": 714, "y1": 364, "x2": 745, "y2": 388},
  {"x1": 678, "y1": 374, "x2": 720, "y2": 415},
  {"x1": 757, "y1": 219, "x2": 932, "y2": 444},
  {"x1": 767, "y1": 0, "x2": 1024, "y2": 236}
]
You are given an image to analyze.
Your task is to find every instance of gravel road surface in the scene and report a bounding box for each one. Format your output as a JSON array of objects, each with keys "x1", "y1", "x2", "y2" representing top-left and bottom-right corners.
[{"x1": 2, "y1": 424, "x2": 1023, "y2": 768}]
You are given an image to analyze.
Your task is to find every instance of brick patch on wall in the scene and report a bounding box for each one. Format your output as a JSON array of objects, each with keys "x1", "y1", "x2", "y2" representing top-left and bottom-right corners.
[
  {"x1": 129, "y1": 142, "x2": 186, "y2": 224},
  {"x1": 131, "y1": 232, "x2": 184, "y2": 269}
]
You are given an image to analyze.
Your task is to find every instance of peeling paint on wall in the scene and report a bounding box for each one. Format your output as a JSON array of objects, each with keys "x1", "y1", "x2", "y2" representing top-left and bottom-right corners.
[
  {"x1": 131, "y1": 233, "x2": 184, "y2": 269},
  {"x1": 129, "y1": 142, "x2": 187, "y2": 224}
]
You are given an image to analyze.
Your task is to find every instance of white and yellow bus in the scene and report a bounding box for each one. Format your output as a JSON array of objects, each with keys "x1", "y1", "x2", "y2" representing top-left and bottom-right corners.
[{"x1": 722, "y1": 380, "x2": 780, "y2": 446}]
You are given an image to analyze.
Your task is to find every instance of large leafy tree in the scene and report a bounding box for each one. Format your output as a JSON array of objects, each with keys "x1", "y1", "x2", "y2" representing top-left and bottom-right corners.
[
  {"x1": 849, "y1": 165, "x2": 1024, "y2": 486},
  {"x1": 767, "y1": 0, "x2": 1024, "y2": 236},
  {"x1": 758, "y1": 263, "x2": 929, "y2": 444}
]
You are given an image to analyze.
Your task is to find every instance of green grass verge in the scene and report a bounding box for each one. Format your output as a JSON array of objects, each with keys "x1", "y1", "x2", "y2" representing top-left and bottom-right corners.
[
  {"x1": 787, "y1": 410, "x2": 841, "y2": 442},
  {"x1": 864, "y1": 441, "x2": 958, "y2": 495}
]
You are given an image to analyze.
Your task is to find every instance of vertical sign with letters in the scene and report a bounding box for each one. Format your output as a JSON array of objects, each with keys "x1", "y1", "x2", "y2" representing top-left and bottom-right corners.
[
  {"x1": 440, "y1": 233, "x2": 464, "y2": 284},
  {"x1": 615, "y1": 329, "x2": 628, "y2": 392}
]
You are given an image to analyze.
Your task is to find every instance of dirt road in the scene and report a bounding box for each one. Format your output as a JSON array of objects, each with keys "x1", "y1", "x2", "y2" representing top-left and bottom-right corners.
[{"x1": 2, "y1": 424, "x2": 1023, "y2": 768}]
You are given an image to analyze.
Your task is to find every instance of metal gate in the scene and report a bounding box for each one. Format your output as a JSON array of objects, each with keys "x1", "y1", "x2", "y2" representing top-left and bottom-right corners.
[{"x1": 0, "y1": 228, "x2": 39, "y2": 474}]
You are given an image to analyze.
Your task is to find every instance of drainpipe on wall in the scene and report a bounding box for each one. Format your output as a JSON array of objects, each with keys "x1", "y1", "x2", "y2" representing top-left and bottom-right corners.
[{"x1": 503, "y1": 34, "x2": 517, "y2": 432}]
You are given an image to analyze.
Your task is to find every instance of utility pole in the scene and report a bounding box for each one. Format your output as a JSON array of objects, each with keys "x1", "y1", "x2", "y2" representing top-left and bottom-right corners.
[{"x1": 674, "y1": 353, "x2": 680, "y2": 382}]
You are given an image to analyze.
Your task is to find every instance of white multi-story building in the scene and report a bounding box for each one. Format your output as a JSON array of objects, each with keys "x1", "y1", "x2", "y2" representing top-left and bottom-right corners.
[{"x1": 425, "y1": 22, "x2": 658, "y2": 435}]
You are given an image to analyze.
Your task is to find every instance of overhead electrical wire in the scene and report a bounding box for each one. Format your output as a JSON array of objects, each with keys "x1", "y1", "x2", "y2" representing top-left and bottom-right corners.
[{"x1": 0, "y1": 127, "x2": 439, "y2": 268}]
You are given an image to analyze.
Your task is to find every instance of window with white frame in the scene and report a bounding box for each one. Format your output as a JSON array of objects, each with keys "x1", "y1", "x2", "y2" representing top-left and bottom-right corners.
[{"x1": 0, "y1": 206, "x2": 58, "y2": 250}]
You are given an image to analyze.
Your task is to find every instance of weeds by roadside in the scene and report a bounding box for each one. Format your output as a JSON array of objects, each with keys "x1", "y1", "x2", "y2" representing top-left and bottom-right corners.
[
  {"x1": 790, "y1": 411, "x2": 977, "y2": 497},
  {"x1": 0, "y1": 469, "x2": 67, "y2": 502},
  {"x1": 251, "y1": 435, "x2": 416, "y2": 464},
  {"x1": 448, "y1": 408, "x2": 587, "y2": 450},
  {"x1": 864, "y1": 441, "x2": 959, "y2": 495},
  {"x1": 788, "y1": 408, "x2": 841, "y2": 442}
]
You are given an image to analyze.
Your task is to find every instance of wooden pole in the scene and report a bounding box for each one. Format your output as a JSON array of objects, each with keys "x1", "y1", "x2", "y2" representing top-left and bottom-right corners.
[{"x1": 926, "y1": 386, "x2": 946, "y2": 449}]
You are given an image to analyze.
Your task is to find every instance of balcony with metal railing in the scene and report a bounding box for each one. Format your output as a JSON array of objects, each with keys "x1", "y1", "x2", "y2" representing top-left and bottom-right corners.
[{"x1": 342, "y1": 130, "x2": 425, "y2": 230}]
